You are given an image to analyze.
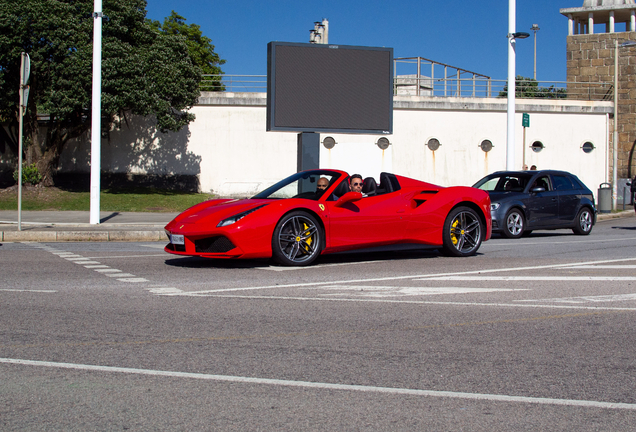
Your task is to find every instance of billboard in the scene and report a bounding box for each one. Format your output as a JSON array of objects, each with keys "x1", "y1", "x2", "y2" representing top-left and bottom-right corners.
[{"x1": 267, "y1": 42, "x2": 393, "y2": 134}]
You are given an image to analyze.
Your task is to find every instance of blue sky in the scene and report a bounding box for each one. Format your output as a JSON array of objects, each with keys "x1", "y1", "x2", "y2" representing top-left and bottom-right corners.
[{"x1": 145, "y1": 0, "x2": 584, "y2": 83}]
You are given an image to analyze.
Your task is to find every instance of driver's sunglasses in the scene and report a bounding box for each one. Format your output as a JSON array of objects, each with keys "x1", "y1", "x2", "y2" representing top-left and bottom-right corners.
[
  {"x1": 352, "y1": 182, "x2": 363, "y2": 186},
  {"x1": 317, "y1": 184, "x2": 328, "y2": 188}
]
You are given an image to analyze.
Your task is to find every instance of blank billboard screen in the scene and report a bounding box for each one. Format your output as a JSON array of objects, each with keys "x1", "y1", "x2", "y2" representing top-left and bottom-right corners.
[{"x1": 267, "y1": 42, "x2": 393, "y2": 134}]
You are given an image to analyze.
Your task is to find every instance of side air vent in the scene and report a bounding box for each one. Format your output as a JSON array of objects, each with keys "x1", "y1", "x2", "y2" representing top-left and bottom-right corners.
[{"x1": 195, "y1": 236, "x2": 236, "y2": 253}]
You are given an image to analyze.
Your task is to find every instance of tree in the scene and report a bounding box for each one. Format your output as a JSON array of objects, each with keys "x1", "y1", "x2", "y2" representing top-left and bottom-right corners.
[
  {"x1": 498, "y1": 76, "x2": 567, "y2": 99},
  {"x1": 149, "y1": 11, "x2": 225, "y2": 91},
  {"x1": 0, "y1": 0, "x2": 215, "y2": 186}
]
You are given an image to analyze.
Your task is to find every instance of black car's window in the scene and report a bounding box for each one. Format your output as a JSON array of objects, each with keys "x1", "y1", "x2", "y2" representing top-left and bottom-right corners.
[
  {"x1": 474, "y1": 174, "x2": 530, "y2": 192},
  {"x1": 530, "y1": 176, "x2": 551, "y2": 191},
  {"x1": 552, "y1": 175, "x2": 574, "y2": 191}
]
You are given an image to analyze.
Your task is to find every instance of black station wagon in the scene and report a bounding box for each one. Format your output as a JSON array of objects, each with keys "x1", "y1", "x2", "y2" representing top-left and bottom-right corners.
[{"x1": 473, "y1": 170, "x2": 597, "y2": 238}]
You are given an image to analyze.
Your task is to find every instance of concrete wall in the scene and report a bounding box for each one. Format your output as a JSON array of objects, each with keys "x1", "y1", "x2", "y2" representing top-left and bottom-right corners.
[{"x1": 58, "y1": 92, "x2": 613, "y2": 200}]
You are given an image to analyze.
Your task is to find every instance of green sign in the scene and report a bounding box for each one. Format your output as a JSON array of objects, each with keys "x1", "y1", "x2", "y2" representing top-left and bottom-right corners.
[{"x1": 522, "y1": 113, "x2": 530, "y2": 128}]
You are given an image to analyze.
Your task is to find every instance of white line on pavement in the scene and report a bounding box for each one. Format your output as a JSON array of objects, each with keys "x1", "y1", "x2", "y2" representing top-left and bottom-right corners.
[
  {"x1": 1, "y1": 358, "x2": 634, "y2": 410},
  {"x1": 177, "y1": 257, "x2": 636, "y2": 295},
  {"x1": 160, "y1": 294, "x2": 636, "y2": 310},
  {"x1": 415, "y1": 276, "x2": 636, "y2": 281},
  {"x1": 0, "y1": 289, "x2": 56, "y2": 293}
]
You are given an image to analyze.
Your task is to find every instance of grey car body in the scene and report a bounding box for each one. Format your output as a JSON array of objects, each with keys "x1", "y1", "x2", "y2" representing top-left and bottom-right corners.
[{"x1": 473, "y1": 170, "x2": 597, "y2": 238}]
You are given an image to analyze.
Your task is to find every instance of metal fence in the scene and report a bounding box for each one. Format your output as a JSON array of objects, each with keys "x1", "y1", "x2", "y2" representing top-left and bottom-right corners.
[{"x1": 200, "y1": 74, "x2": 614, "y2": 101}]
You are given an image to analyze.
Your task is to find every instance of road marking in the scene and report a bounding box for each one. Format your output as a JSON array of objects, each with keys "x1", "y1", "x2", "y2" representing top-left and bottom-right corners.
[
  {"x1": 0, "y1": 289, "x2": 56, "y2": 293},
  {"x1": 105, "y1": 273, "x2": 135, "y2": 278},
  {"x1": 415, "y1": 276, "x2": 636, "y2": 281},
  {"x1": 177, "y1": 257, "x2": 636, "y2": 295},
  {"x1": 518, "y1": 294, "x2": 636, "y2": 303},
  {"x1": 317, "y1": 286, "x2": 527, "y2": 297},
  {"x1": 83, "y1": 254, "x2": 167, "y2": 259},
  {"x1": 117, "y1": 277, "x2": 149, "y2": 283},
  {"x1": 147, "y1": 287, "x2": 183, "y2": 294},
  {"x1": 172, "y1": 294, "x2": 636, "y2": 310},
  {"x1": 562, "y1": 265, "x2": 636, "y2": 269},
  {"x1": 84, "y1": 265, "x2": 109, "y2": 269},
  {"x1": 1, "y1": 357, "x2": 634, "y2": 410}
]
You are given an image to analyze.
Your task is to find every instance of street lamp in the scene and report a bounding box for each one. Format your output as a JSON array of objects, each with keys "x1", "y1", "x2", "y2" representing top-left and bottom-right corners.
[
  {"x1": 506, "y1": 0, "x2": 529, "y2": 171},
  {"x1": 613, "y1": 40, "x2": 636, "y2": 210},
  {"x1": 531, "y1": 24, "x2": 540, "y2": 80}
]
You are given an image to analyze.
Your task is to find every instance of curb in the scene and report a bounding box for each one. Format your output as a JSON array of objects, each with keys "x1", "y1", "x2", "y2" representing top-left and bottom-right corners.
[{"x1": 1, "y1": 230, "x2": 166, "y2": 242}]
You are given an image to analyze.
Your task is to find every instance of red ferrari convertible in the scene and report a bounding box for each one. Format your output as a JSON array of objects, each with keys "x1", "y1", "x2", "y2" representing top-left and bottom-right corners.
[{"x1": 165, "y1": 170, "x2": 491, "y2": 266}]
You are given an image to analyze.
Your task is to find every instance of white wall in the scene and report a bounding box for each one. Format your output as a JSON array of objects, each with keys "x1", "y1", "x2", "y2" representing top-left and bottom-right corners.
[{"x1": 59, "y1": 93, "x2": 612, "y2": 200}]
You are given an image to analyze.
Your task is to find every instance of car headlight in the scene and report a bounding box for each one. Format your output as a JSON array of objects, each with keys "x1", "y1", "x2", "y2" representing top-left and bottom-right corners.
[
  {"x1": 217, "y1": 204, "x2": 267, "y2": 227},
  {"x1": 490, "y1": 203, "x2": 500, "y2": 211}
]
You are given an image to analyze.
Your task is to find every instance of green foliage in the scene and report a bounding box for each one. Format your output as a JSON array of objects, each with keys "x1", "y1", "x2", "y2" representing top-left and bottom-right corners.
[
  {"x1": 0, "y1": 1, "x2": 222, "y2": 182},
  {"x1": 498, "y1": 76, "x2": 567, "y2": 99},
  {"x1": 12, "y1": 163, "x2": 42, "y2": 185},
  {"x1": 149, "y1": 11, "x2": 225, "y2": 91}
]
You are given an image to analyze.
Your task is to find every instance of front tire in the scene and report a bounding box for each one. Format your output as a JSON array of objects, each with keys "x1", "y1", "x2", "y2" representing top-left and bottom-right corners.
[
  {"x1": 572, "y1": 207, "x2": 593, "y2": 235},
  {"x1": 503, "y1": 209, "x2": 525, "y2": 239},
  {"x1": 442, "y1": 206, "x2": 483, "y2": 257},
  {"x1": 272, "y1": 211, "x2": 323, "y2": 266}
]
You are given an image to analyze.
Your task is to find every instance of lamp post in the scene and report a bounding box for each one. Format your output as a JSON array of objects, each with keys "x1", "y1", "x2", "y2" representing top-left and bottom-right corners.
[
  {"x1": 613, "y1": 40, "x2": 636, "y2": 210},
  {"x1": 506, "y1": 0, "x2": 530, "y2": 171},
  {"x1": 531, "y1": 24, "x2": 540, "y2": 80}
]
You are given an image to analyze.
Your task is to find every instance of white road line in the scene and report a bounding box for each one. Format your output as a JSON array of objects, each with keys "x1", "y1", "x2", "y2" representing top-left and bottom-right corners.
[
  {"x1": 73, "y1": 261, "x2": 101, "y2": 265},
  {"x1": 1, "y1": 358, "x2": 634, "y2": 410},
  {"x1": 416, "y1": 276, "x2": 636, "y2": 281},
  {"x1": 179, "y1": 257, "x2": 636, "y2": 295},
  {"x1": 83, "y1": 254, "x2": 167, "y2": 259},
  {"x1": 93, "y1": 268, "x2": 118, "y2": 273},
  {"x1": 84, "y1": 265, "x2": 109, "y2": 269},
  {"x1": 104, "y1": 273, "x2": 135, "y2": 278},
  {"x1": 0, "y1": 289, "x2": 56, "y2": 293},
  {"x1": 117, "y1": 278, "x2": 149, "y2": 283},
  {"x1": 518, "y1": 294, "x2": 636, "y2": 303},
  {"x1": 490, "y1": 236, "x2": 636, "y2": 246},
  {"x1": 562, "y1": 265, "x2": 636, "y2": 269},
  {"x1": 158, "y1": 293, "x2": 636, "y2": 310}
]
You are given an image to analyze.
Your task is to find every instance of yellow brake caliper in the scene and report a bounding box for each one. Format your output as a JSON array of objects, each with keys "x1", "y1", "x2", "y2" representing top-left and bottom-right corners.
[
  {"x1": 298, "y1": 222, "x2": 312, "y2": 251},
  {"x1": 451, "y1": 219, "x2": 459, "y2": 245}
]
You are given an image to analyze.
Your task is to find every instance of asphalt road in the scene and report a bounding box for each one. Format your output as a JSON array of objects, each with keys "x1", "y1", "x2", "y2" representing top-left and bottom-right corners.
[{"x1": 2, "y1": 217, "x2": 636, "y2": 431}]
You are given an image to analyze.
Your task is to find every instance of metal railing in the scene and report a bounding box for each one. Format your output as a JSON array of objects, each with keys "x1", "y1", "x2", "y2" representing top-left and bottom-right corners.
[{"x1": 200, "y1": 74, "x2": 614, "y2": 102}]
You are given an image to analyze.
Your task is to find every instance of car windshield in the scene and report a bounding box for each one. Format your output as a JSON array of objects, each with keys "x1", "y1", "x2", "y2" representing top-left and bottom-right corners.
[
  {"x1": 473, "y1": 173, "x2": 533, "y2": 192},
  {"x1": 252, "y1": 170, "x2": 343, "y2": 200}
]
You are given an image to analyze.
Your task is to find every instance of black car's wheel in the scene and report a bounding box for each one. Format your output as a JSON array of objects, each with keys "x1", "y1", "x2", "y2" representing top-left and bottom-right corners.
[
  {"x1": 572, "y1": 207, "x2": 594, "y2": 235},
  {"x1": 272, "y1": 211, "x2": 323, "y2": 266},
  {"x1": 502, "y1": 209, "x2": 525, "y2": 239},
  {"x1": 442, "y1": 206, "x2": 483, "y2": 257}
]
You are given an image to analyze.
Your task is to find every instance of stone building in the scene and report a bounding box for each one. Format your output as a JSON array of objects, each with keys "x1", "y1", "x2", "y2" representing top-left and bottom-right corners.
[{"x1": 561, "y1": 0, "x2": 636, "y2": 179}]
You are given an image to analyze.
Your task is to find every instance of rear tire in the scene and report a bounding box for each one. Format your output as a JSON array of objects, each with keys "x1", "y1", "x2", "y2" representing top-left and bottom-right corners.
[
  {"x1": 572, "y1": 207, "x2": 593, "y2": 235},
  {"x1": 272, "y1": 211, "x2": 323, "y2": 266},
  {"x1": 502, "y1": 209, "x2": 524, "y2": 239},
  {"x1": 442, "y1": 206, "x2": 483, "y2": 257}
]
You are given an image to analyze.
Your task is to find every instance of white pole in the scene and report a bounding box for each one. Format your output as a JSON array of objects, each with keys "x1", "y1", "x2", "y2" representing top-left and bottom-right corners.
[
  {"x1": 90, "y1": 0, "x2": 102, "y2": 224},
  {"x1": 613, "y1": 40, "x2": 618, "y2": 211},
  {"x1": 507, "y1": 0, "x2": 516, "y2": 170}
]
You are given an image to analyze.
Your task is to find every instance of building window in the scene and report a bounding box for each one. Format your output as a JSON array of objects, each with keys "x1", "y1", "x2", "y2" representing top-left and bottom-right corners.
[
  {"x1": 581, "y1": 141, "x2": 595, "y2": 153},
  {"x1": 480, "y1": 140, "x2": 493, "y2": 153},
  {"x1": 531, "y1": 141, "x2": 544, "y2": 153},
  {"x1": 322, "y1": 136, "x2": 336, "y2": 149},
  {"x1": 376, "y1": 137, "x2": 390, "y2": 150},
  {"x1": 427, "y1": 138, "x2": 441, "y2": 151}
]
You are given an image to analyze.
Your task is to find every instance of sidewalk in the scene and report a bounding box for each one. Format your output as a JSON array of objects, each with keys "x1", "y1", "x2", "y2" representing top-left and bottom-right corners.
[
  {"x1": 0, "y1": 211, "x2": 178, "y2": 242},
  {"x1": 0, "y1": 209, "x2": 633, "y2": 243}
]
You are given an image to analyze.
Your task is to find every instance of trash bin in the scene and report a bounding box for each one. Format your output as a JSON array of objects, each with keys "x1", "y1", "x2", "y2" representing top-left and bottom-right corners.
[{"x1": 598, "y1": 182, "x2": 612, "y2": 213}]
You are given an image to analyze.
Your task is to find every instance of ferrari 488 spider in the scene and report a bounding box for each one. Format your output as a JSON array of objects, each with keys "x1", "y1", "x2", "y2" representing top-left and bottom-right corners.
[{"x1": 165, "y1": 170, "x2": 491, "y2": 266}]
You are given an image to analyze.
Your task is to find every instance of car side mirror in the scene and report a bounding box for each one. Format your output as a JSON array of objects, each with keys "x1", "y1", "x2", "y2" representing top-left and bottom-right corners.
[{"x1": 335, "y1": 191, "x2": 363, "y2": 207}]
